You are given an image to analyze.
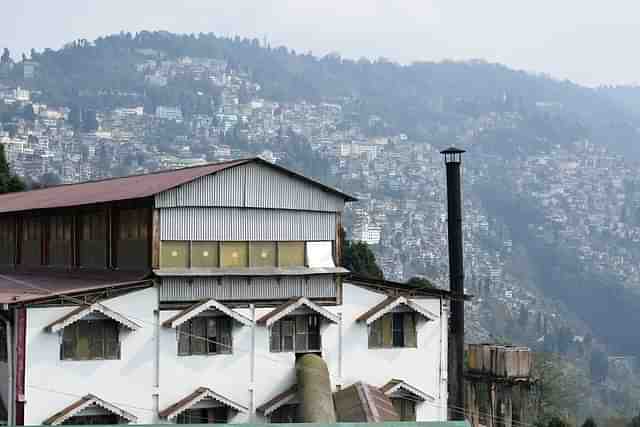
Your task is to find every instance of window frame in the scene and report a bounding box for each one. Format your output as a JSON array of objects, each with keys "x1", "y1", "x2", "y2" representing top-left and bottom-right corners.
[
  {"x1": 270, "y1": 314, "x2": 322, "y2": 354},
  {"x1": 391, "y1": 398, "x2": 417, "y2": 422},
  {"x1": 60, "y1": 318, "x2": 121, "y2": 361},
  {"x1": 177, "y1": 315, "x2": 233, "y2": 356},
  {"x1": 176, "y1": 407, "x2": 228, "y2": 424},
  {"x1": 368, "y1": 312, "x2": 417, "y2": 349}
]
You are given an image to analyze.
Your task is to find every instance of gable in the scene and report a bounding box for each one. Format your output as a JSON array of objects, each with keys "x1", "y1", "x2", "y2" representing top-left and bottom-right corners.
[{"x1": 155, "y1": 161, "x2": 348, "y2": 212}]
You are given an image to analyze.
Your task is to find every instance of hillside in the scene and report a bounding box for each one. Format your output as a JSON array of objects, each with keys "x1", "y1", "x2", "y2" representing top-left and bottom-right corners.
[{"x1": 3, "y1": 33, "x2": 640, "y2": 418}]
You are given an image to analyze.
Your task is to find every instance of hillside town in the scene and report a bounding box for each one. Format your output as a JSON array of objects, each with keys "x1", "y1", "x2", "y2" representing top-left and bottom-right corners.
[{"x1": 3, "y1": 54, "x2": 640, "y2": 351}]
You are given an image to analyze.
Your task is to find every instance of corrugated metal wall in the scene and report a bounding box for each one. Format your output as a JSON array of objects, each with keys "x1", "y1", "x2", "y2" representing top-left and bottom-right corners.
[
  {"x1": 155, "y1": 162, "x2": 345, "y2": 212},
  {"x1": 160, "y1": 207, "x2": 337, "y2": 241},
  {"x1": 159, "y1": 276, "x2": 337, "y2": 301}
]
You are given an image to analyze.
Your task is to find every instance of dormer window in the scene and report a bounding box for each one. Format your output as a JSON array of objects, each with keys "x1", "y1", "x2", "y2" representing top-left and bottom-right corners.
[
  {"x1": 62, "y1": 317, "x2": 120, "y2": 360},
  {"x1": 45, "y1": 303, "x2": 140, "y2": 362}
]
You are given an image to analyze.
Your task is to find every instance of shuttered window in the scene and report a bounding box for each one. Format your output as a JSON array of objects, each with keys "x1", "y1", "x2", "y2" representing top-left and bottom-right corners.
[
  {"x1": 368, "y1": 312, "x2": 417, "y2": 349},
  {"x1": 48, "y1": 215, "x2": 73, "y2": 267},
  {"x1": 63, "y1": 414, "x2": 120, "y2": 425},
  {"x1": 0, "y1": 217, "x2": 15, "y2": 265},
  {"x1": 61, "y1": 319, "x2": 120, "y2": 360},
  {"x1": 277, "y1": 242, "x2": 305, "y2": 267},
  {"x1": 270, "y1": 315, "x2": 321, "y2": 353},
  {"x1": 118, "y1": 209, "x2": 149, "y2": 240},
  {"x1": 270, "y1": 404, "x2": 298, "y2": 423},
  {"x1": 177, "y1": 316, "x2": 232, "y2": 356},
  {"x1": 391, "y1": 398, "x2": 416, "y2": 421},
  {"x1": 176, "y1": 407, "x2": 228, "y2": 424},
  {"x1": 20, "y1": 216, "x2": 42, "y2": 266}
]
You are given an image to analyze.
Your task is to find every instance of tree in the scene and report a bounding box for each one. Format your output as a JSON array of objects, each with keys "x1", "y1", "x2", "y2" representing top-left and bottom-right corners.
[
  {"x1": 629, "y1": 413, "x2": 640, "y2": 427},
  {"x1": 582, "y1": 417, "x2": 597, "y2": 427},
  {"x1": 0, "y1": 48, "x2": 10, "y2": 64},
  {"x1": 339, "y1": 227, "x2": 383, "y2": 278},
  {"x1": 406, "y1": 277, "x2": 435, "y2": 289},
  {"x1": 0, "y1": 145, "x2": 25, "y2": 194}
]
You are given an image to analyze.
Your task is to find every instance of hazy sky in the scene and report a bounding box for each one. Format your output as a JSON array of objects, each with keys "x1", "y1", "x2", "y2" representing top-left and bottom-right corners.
[{"x1": 2, "y1": 1, "x2": 638, "y2": 87}]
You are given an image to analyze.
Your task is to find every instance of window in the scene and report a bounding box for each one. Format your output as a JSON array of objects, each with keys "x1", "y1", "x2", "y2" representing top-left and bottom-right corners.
[
  {"x1": 278, "y1": 242, "x2": 305, "y2": 267},
  {"x1": 81, "y1": 212, "x2": 106, "y2": 241},
  {"x1": 270, "y1": 315, "x2": 321, "y2": 353},
  {"x1": 161, "y1": 241, "x2": 189, "y2": 268},
  {"x1": 118, "y1": 209, "x2": 149, "y2": 241},
  {"x1": 391, "y1": 398, "x2": 416, "y2": 422},
  {"x1": 192, "y1": 242, "x2": 219, "y2": 268},
  {"x1": 368, "y1": 312, "x2": 417, "y2": 349},
  {"x1": 270, "y1": 404, "x2": 298, "y2": 423},
  {"x1": 61, "y1": 319, "x2": 120, "y2": 360},
  {"x1": 0, "y1": 323, "x2": 6, "y2": 362},
  {"x1": 48, "y1": 215, "x2": 72, "y2": 266},
  {"x1": 221, "y1": 242, "x2": 248, "y2": 268},
  {"x1": 177, "y1": 316, "x2": 232, "y2": 355},
  {"x1": 62, "y1": 414, "x2": 120, "y2": 425},
  {"x1": 250, "y1": 242, "x2": 276, "y2": 267},
  {"x1": 306, "y1": 241, "x2": 335, "y2": 268},
  {"x1": 176, "y1": 407, "x2": 228, "y2": 424}
]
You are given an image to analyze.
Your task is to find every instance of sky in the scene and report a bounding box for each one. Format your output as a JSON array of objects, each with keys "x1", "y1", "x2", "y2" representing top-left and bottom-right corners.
[{"x1": 2, "y1": 0, "x2": 638, "y2": 87}]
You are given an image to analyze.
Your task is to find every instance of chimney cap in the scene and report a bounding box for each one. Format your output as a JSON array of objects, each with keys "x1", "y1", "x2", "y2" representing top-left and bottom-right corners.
[{"x1": 440, "y1": 146, "x2": 466, "y2": 155}]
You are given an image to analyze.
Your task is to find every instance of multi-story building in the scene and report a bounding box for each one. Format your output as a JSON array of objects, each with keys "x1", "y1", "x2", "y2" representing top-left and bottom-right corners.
[{"x1": 0, "y1": 158, "x2": 451, "y2": 425}]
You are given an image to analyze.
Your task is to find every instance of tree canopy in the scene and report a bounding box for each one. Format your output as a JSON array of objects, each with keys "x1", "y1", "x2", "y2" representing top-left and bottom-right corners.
[{"x1": 0, "y1": 145, "x2": 25, "y2": 194}]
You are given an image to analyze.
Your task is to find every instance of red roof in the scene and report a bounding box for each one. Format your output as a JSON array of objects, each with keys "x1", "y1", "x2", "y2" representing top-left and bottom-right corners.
[
  {"x1": 0, "y1": 159, "x2": 249, "y2": 214},
  {"x1": 0, "y1": 157, "x2": 355, "y2": 214}
]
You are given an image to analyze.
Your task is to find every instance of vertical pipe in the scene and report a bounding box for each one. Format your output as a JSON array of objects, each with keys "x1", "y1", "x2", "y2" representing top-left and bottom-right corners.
[
  {"x1": 249, "y1": 304, "x2": 256, "y2": 421},
  {"x1": 337, "y1": 312, "x2": 343, "y2": 389},
  {"x1": 444, "y1": 155, "x2": 465, "y2": 420},
  {"x1": 1, "y1": 315, "x2": 13, "y2": 426},
  {"x1": 153, "y1": 305, "x2": 160, "y2": 423}
]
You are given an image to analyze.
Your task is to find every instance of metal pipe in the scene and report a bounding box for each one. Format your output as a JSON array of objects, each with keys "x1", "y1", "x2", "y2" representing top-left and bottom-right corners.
[
  {"x1": 249, "y1": 304, "x2": 256, "y2": 421},
  {"x1": 153, "y1": 304, "x2": 160, "y2": 423},
  {"x1": 0, "y1": 313, "x2": 13, "y2": 426},
  {"x1": 442, "y1": 147, "x2": 465, "y2": 421}
]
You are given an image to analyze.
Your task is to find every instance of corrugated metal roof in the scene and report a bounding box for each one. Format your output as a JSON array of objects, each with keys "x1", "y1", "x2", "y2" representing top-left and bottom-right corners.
[
  {"x1": 0, "y1": 269, "x2": 151, "y2": 304},
  {"x1": 0, "y1": 157, "x2": 355, "y2": 214},
  {"x1": 333, "y1": 382, "x2": 399, "y2": 423}
]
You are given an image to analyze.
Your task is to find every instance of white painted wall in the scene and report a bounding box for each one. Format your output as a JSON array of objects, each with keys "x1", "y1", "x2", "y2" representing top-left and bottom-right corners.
[
  {"x1": 24, "y1": 287, "x2": 158, "y2": 426},
  {"x1": 22, "y1": 282, "x2": 447, "y2": 425}
]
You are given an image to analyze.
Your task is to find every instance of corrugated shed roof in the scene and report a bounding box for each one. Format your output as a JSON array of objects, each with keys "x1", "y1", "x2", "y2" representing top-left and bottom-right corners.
[
  {"x1": 0, "y1": 269, "x2": 151, "y2": 304},
  {"x1": 0, "y1": 159, "x2": 248, "y2": 214},
  {"x1": 0, "y1": 157, "x2": 355, "y2": 214},
  {"x1": 333, "y1": 382, "x2": 399, "y2": 423}
]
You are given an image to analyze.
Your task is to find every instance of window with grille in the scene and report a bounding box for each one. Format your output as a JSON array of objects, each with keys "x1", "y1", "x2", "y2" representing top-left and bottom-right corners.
[
  {"x1": 176, "y1": 407, "x2": 228, "y2": 424},
  {"x1": 368, "y1": 312, "x2": 417, "y2": 349},
  {"x1": 270, "y1": 314, "x2": 321, "y2": 353},
  {"x1": 270, "y1": 404, "x2": 298, "y2": 423},
  {"x1": 61, "y1": 319, "x2": 120, "y2": 360},
  {"x1": 62, "y1": 414, "x2": 120, "y2": 425},
  {"x1": 177, "y1": 316, "x2": 232, "y2": 356}
]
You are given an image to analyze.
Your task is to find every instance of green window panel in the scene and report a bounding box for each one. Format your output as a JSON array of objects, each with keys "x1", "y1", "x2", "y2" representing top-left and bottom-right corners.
[
  {"x1": 250, "y1": 242, "x2": 277, "y2": 267},
  {"x1": 191, "y1": 242, "x2": 219, "y2": 268},
  {"x1": 278, "y1": 241, "x2": 305, "y2": 267},
  {"x1": 221, "y1": 242, "x2": 248, "y2": 268},
  {"x1": 161, "y1": 241, "x2": 189, "y2": 268}
]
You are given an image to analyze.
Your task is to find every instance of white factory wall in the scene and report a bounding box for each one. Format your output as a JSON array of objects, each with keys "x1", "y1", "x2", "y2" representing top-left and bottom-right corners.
[
  {"x1": 21, "y1": 282, "x2": 447, "y2": 425},
  {"x1": 23, "y1": 287, "x2": 158, "y2": 426}
]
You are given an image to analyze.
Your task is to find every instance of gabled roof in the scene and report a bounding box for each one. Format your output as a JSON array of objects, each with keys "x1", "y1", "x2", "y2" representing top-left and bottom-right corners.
[
  {"x1": 380, "y1": 379, "x2": 436, "y2": 402},
  {"x1": 0, "y1": 157, "x2": 355, "y2": 214},
  {"x1": 45, "y1": 303, "x2": 141, "y2": 333},
  {"x1": 348, "y1": 274, "x2": 472, "y2": 300},
  {"x1": 256, "y1": 385, "x2": 298, "y2": 416},
  {"x1": 257, "y1": 297, "x2": 339, "y2": 327},
  {"x1": 356, "y1": 296, "x2": 439, "y2": 325},
  {"x1": 333, "y1": 382, "x2": 399, "y2": 422},
  {"x1": 159, "y1": 387, "x2": 247, "y2": 420},
  {"x1": 42, "y1": 394, "x2": 138, "y2": 425},
  {"x1": 162, "y1": 299, "x2": 252, "y2": 328}
]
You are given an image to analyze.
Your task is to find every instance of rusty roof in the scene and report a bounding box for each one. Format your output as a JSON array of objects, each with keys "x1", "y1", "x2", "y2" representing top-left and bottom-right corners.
[
  {"x1": 0, "y1": 268, "x2": 151, "y2": 305},
  {"x1": 0, "y1": 158, "x2": 248, "y2": 214},
  {"x1": 0, "y1": 157, "x2": 355, "y2": 214},
  {"x1": 333, "y1": 382, "x2": 399, "y2": 423}
]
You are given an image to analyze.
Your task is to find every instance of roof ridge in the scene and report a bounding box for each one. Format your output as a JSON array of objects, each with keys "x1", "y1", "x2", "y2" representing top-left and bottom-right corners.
[{"x1": 0, "y1": 157, "x2": 256, "y2": 197}]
